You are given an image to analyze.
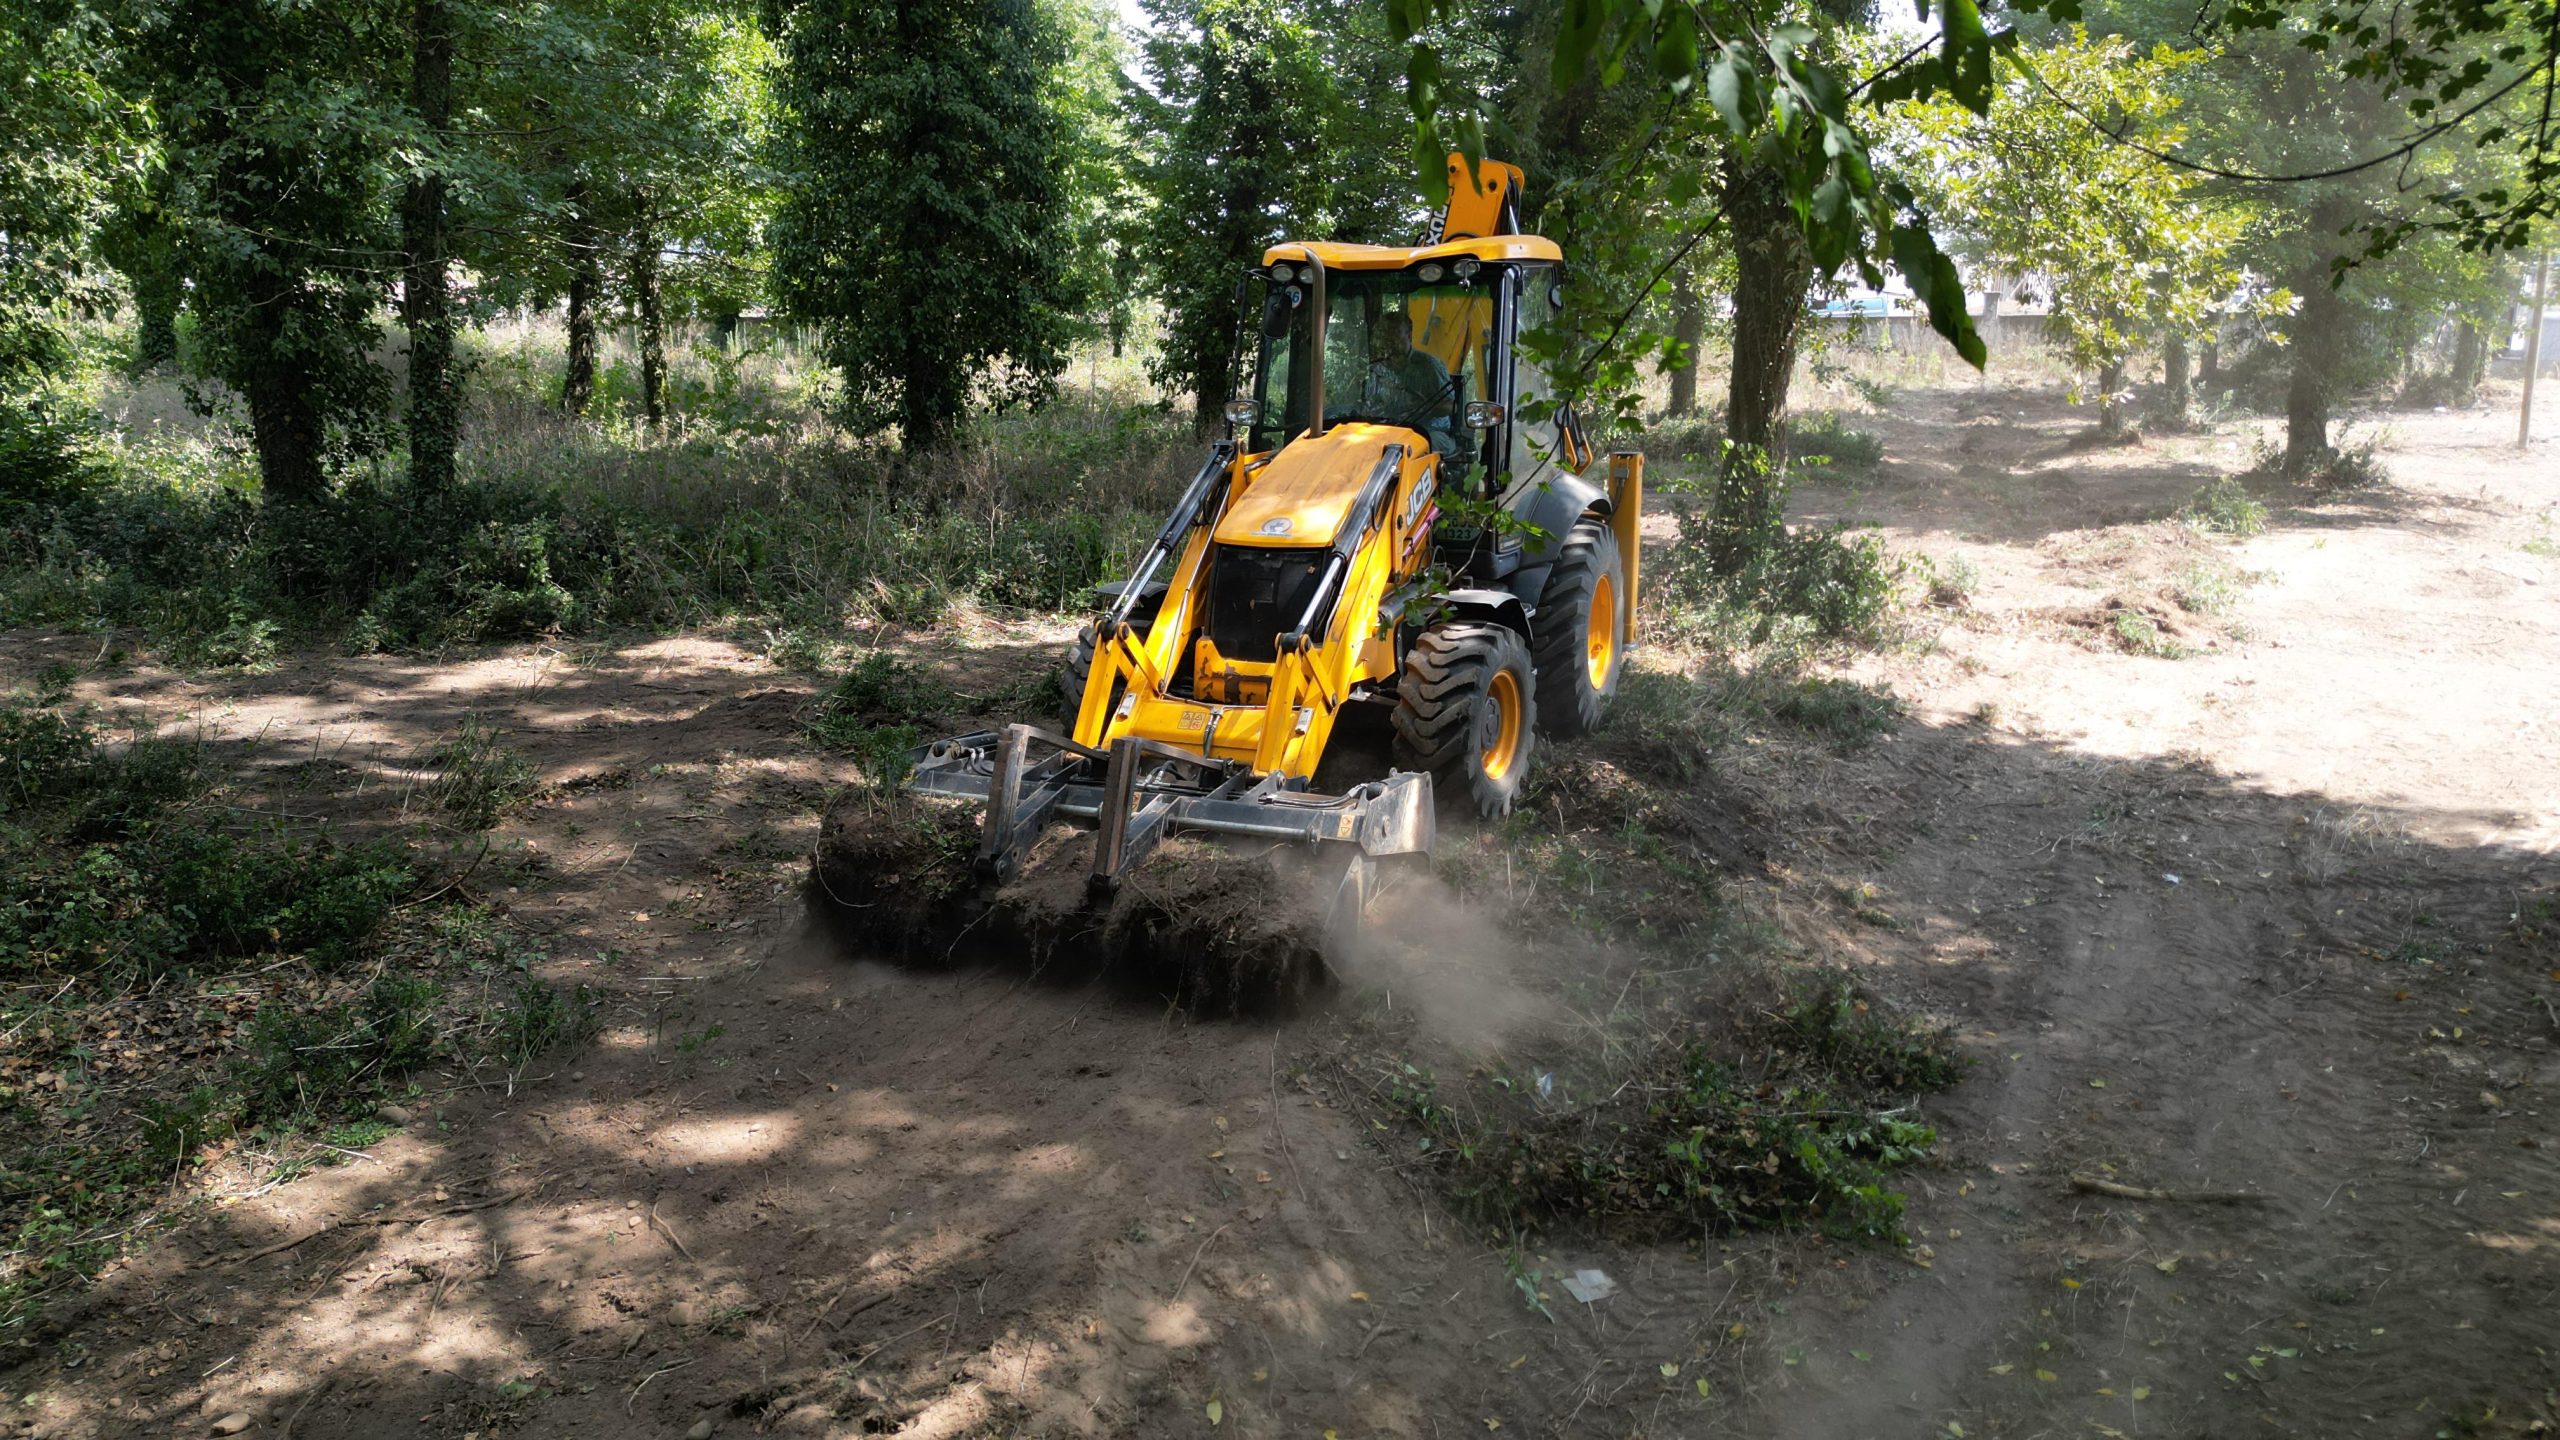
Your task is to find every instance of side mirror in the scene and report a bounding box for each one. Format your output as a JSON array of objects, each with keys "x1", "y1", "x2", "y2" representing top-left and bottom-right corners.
[
  {"x1": 1546, "y1": 268, "x2": 1568, "y2": 312},
  {"x1": 1223, "y1": 398, "x2": 1262, "y2": 428},
  {"x1": 1261, "y1": 290, "x2": 1295, "y2": 339},
  {"x1": 1463, "y1": 400, "x2": 1507, "y2": 429}
]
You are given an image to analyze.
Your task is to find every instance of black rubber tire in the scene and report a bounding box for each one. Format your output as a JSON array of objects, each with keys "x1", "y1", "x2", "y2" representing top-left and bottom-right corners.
[
  {"x1": 1390, "y1": 621, "x2": 1537, "y2": 819},
  {"x1": 1059, "y1": 623, "x2": 1099, "y2": 729},
  {"x1": 1531, "y1": 517, "x2": 1626, "y2": 738}
]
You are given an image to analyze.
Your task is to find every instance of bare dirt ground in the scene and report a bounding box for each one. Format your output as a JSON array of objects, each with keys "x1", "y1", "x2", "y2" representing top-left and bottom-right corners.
[{"x1": 5, "y1": 383, "x2": 2557, "y2": 1439}]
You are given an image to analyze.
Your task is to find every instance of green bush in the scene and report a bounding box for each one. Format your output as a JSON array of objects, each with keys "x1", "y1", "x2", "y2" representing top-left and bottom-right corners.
[
  {"x1": 2183, "y1": 477, "x2": 2268, "y2": 537},
  {"x1": 1791, "y1": 410, "x2": 1886, "y2": 472}
]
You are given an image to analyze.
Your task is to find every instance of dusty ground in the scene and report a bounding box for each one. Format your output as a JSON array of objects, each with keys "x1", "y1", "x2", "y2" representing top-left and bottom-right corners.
[{"x1": 4, "y1": 382, "x2": 2557, "y2": 1438}]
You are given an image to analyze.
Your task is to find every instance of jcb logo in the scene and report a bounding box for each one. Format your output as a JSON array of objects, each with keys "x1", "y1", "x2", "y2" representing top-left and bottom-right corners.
[{"x1": 1398, "y1": 471, "x2": 1437, "y2": 532}]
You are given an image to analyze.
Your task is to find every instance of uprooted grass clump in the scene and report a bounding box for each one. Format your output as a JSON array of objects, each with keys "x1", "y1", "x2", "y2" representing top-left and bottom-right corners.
[
  {"x1": 1348, "y1": 971, "x2": 1961, "y2": 1244},
  {"x1": 0, "y1": 700, "x2": 597, "y2": 1337},
  {"x1": 810, "y1": 791, "x2": 1327, "y2": 1011}
]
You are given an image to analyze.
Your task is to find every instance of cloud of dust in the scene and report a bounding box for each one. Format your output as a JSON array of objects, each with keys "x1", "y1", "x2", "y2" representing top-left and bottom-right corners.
[{"x1": 1317, "y1": 859, "x2": 1544, "y2": 1052}]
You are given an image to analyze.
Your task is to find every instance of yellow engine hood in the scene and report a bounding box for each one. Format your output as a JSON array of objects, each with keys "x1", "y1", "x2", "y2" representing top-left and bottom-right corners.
[{"x1": 1215, "y1": 424, "x2": 1424, "y2": 549}]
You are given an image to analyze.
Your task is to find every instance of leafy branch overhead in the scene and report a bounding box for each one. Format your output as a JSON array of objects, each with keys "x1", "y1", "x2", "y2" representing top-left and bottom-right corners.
[{"x1": 1390, "y1": 0, "x2": 2010, "y2": 369}]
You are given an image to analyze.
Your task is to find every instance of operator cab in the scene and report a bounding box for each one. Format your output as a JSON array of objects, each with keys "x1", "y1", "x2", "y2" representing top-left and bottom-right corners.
[{"x1": 1233, "y1": 157, "x2": 1596, "y2": 571}]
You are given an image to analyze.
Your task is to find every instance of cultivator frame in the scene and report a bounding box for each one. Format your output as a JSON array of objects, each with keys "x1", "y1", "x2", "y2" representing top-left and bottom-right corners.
[{"x1": 908, "y1": 723, "x2": 1434, "y2": 893}]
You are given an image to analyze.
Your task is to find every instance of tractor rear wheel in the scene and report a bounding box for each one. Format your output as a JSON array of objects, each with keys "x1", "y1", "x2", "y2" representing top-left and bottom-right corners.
[
  {"x1": 1531, "y1": 516, "x2": 1625, "y2": 738},
  {"x1": 1391, "y1": 621, "x2": 1537, "y2": 819}
]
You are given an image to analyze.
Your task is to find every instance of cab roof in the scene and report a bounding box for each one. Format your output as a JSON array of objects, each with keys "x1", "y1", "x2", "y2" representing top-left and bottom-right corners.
[{"x1": 1260, "y1": 235, "x2": 1563, "y2": 270}]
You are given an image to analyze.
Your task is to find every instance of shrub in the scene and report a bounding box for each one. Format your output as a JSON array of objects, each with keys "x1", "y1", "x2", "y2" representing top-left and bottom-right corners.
[
  {"x1": 1772, "y1": 677, "x2": 1902, "y2": 751},
  {"x1": 2183, "y1": 477, "x2": 2268, "y2": 537},
  {"x1": 419, "y1": 718, "x2": 538, "y2": 829},
  {"x1": 1791, "y1": 410, "x2": 1886, "y2": 472}
]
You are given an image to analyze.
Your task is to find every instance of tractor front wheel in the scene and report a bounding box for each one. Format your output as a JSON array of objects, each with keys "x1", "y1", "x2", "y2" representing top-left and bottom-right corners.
[
  {"x1": 1059, "y1": 624, "x2": 1098, "y2": 729},
  {"x1": 1531, "y1": 516, "x2": 1625, "y2": 738},
  {"x1": 1391, "y1": 621, "x2": 1537, "y2": 819}
]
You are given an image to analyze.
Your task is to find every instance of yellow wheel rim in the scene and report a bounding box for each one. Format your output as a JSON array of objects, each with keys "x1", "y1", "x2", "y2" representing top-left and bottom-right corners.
[
  {"x1": 1586, "y1": 572, "x2": 1617, "y2": 690},
  {"x1": 1480, "y1": 669, "x2": 1524, "y2": 781}
]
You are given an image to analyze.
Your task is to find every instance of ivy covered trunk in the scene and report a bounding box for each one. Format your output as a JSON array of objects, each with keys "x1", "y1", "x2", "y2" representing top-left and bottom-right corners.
[
  {"x1": 632, "y1": 211, "x2": 665, "y2": 426},
  {"x1": 2160, "y1": 331, "x2": 2191, "y2": 424},
  {"x1": 132, "y1": 254, "x2": 181, "y2": 373},
  {"x1": 1705, "y1": 159, "x2": 1813, "y2": 577},
  {"x1": 1666, "y1": 268, "x2": 1704, "y2": 418},
  {"x1": 562, "y1": 189, "x2": 599, "y2": 416},
  {"x1": 401, "y1": 0, "x2": 458, "y2": 492},
  {"x1": 241, "y1": 285, "x2": 330, "y2": 505}
]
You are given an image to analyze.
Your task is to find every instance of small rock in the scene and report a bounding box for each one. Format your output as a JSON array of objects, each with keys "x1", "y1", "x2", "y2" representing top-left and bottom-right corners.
[
  {"x1": 211, "y1": 1414, "x2": 254, "y2": 1436},
  {"x1": 686, "y1": 1422, "x2": 716, "y2": 1440},
  {"x1": 378, "y1": 1105, "x2": 414, "y2": 1125}
]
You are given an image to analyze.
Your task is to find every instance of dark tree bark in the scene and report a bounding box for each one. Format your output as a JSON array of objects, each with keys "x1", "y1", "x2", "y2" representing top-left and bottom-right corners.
[
  {"x1": 2198, "y1": 330, "x2": 2220, "y2": 389},
  {"x1": 2450, "y1": 320, "x2": 2487, "y2": 400},
  {"x1": 561, "y1": 186, "x2": 599, "y2": 416},
  {"x1": 1704, "y1": 159, "x2": 1814, "y2": 577},
  {"x1": 2096, "y1": 355, "x2": 2130, "y2": 439},
  {"x1": 1665, "y1": 267, "x2": 1704, "y2": 418},
  {"x1": 632, "y1": 207, "x2": 665, "y2": 426},
  {"x1": 401, "y1": 0, "x2": 458, "y2": 492},
  {"x1": 241, "y1": 281, "x2": 329, "y2": 504},
  {"x1": 2285, "y1": 263, "x2": 2347, "y2": 472},
  {"x1": 2160, "y1": 331, "x2": 2191, "y2": 425},
  {"x1": 132, "y1": 258, "x2": 181, "y2": 372}
]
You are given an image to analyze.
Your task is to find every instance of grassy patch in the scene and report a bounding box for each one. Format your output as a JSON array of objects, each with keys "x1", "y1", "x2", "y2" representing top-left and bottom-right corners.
[
  {"x1": 2109, "y1": 608, "x2": 2192, "y2": 659},
  {"x1": 418, "y1": 717, "x2": 540, "y2": 829},
  {"x1": 2182, "y1": 477, "x2": 2268, "y2": 538},
  {"x1": 1349, "y1": 970, "x2": 1959, "y2": 1244},
  {"x1": 0, "y1": 700, "x2": 595, "y2": 1338},
  {"x1": 1771, "y1": 676, "x2": 1902, "y2": 752}
]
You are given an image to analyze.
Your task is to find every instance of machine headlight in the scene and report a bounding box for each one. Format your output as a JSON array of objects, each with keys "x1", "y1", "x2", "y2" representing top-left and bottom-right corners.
[
  {"x1": 1223, "y1": 398, "x2": 1263, "y2": 428},
  {"x1": 1452, "y1": 257, "x2": 1482, "y2": 280},
  {"x1": 1417, "y1": 262, "x2": 1445, "y2": 283},
  {"x1": 1271, "y1": 262, "x2": 1296, "y2": 283}
]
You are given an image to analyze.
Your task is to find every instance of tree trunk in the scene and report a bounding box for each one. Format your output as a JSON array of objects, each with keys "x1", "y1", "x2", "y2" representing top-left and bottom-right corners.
[
  {"x1": 2160, "y1": 331, "x2": 2191, "y2": 425},
  {"x1": 1981, "y1": 279, "x2": 2003, "y2": 352},
  {"x1": 632, "y1": 209, "x2": 665, "y2": 426},
  {"x1": 2199, "y1": 329, "x2": 2220, "y2": 389},
  {"x1": 1705, "y1": 159, "x2": 1815, "y2": 577},
  {"x1": 1665, "y1": 267, "x2": 1704, "y2": 418},
  {"x1": 401, "y1": 0, "x2": 458, "y2": 493},
  {"x1": 241, "y1": 283, "x2": 329, "y2": 504},
  {"x1": 132, "y1": 254, "x2": 180, "y2": 372},
  {"x1": 562, "y1": 188, "x2": 599, "y2": 416},
  {"x1": 2451, "y1": 320, "x2": 2487, "y2": 402},
  {"x1": 2285, "y1": 262, "x2": 2347, "y2": 473},
  {"x1": 2095, "y1": 355, "x2": 2129, "y2": 439}
]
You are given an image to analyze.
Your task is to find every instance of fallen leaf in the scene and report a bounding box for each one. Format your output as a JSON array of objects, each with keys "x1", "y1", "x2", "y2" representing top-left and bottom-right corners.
[
  {"x1": 2089, "y1": 1078, "x2": 2107, "y2": 1089},
  {"x1": 1988, "y1": 1364, "x2": 2014, "y2": 1375},
  {"x1": 1728, "y1": 1322, "x2": 1747, "y2": 1338},
  {"x1": 1696, "y1": 1378, "x2": 1712, "y2": 1397},
  {"x1": 2132, "y1": 1385, "x2": 2152, "y2": 1401},
  {"x1": 2155, "y1": 1258, "x2": 2179, "y2": 1274},
  {"x1": 1349, "y1": 1291, "x2": 1369, "y2": 1303},
  {"x1": 2061, "y1": 1277, "x2": 2082, "y2": 1290},
  {"x1": 1947, "y1": 1424, "x2": 1967, "y2": 1438},
  {"x1": 2035, "y1": 1369, "x2": 2058, "y2": 1383},
  {"x1": 1484, "y1": 1420, "x2": 1501, "y2": 1431},
  {"x1": 1205, "y1": 1397, "x2": 1221, "y2": 1425},
  {"x1": 1659, "y1": 1362, "x2": 1680, "y2": 1379}
]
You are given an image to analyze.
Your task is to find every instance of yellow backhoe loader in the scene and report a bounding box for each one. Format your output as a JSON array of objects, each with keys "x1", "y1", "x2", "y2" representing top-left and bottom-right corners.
[{"x1": 907, "y1": 155, "x2": 1643, "y2": 925}]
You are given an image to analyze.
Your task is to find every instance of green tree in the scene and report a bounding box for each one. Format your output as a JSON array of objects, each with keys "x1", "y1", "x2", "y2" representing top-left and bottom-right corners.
[
  {"x1": 1136, "y1": 1, "x2": 1333, "y2": 428},
  {"x1": 133, "y1": 0, "x2": 406, "y2": 503},
  {"x1": 764, "y1": 0, "x2": 1075, "y2": 453},
  {"x1": 1, "y1": 0, "x2": 121, "y2": 455},
  {"x1": 1887, "y1": 30, "x2": 2264, "y2": 438}
]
